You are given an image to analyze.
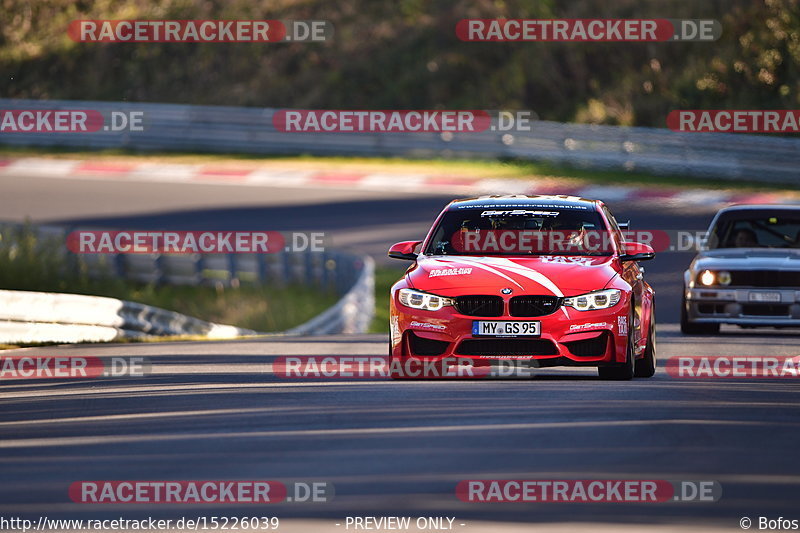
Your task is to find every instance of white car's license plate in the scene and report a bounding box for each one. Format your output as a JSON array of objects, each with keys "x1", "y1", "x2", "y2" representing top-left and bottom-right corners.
[
  {"x1": 748, "y1": 291, "x2": 781, "y2": 302},
  {"x1": 472, "y1": 321, "x2": 540, "y2": 336}
]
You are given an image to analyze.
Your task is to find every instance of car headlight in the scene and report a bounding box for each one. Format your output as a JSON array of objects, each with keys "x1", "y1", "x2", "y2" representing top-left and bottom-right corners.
[
  {"x1": 699, "y1": 269, "x2": 715, "y2": 286},
  {"x1": 563, "y1": 289, "x2": 621, "y2": 311},
  {"x1": 398, "y1": 288, "x2": 454, "y2": 311},
  {"x1": 717, "y1": 271, "x2": 731, "y2": 285}
]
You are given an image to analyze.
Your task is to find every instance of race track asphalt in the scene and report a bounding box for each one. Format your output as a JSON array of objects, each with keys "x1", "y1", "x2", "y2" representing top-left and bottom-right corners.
[{"x1": 2, "y1": 170, "x2": 799, "y2": 532}]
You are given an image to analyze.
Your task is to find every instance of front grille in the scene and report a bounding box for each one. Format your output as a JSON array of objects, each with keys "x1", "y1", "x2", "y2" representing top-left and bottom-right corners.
[
  {"x1": 563, "y1": 332, "x2": 610, "y2": 357},
  {"x1": 456, "y1": 338, "x2": 559, "y2": 356},
  {"x1": 509, "y1": 295, "x2": 561, "y2": 317},
  {"x1": 455, "y1": 295, "x2": 504, "y2": 317},
  {"x1": 407, "y1": 332, "x2": 450, "y2": 356},
  {"x1": 741, "y1": 304, "x2": 791, "y2": 317},
  {"x1": 729, "y1": 271, "x2": 800, "y2": 288}
]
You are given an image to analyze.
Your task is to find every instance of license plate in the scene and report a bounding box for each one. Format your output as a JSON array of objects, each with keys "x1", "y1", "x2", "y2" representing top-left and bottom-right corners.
[
  {"x1": 748, "y1": 291, "x2": 781, "y2": 303},
  {"x1": 472, "y1": 321, "x2": 540, "y2": 337}
]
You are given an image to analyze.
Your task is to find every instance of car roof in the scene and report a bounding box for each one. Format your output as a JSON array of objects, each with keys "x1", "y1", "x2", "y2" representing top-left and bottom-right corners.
[
  {"x1": 446, "y1": 194, "x2": 600, "y2": 210},
  {"x1": 718, "y1": 204, "x2": 800, "y2": 213}
]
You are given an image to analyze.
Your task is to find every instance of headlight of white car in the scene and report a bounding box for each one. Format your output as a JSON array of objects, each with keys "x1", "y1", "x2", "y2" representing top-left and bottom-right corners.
[
  {"x1": 398, "y1": 289, "x2": 454, "y2": 311},
  {"x1": 562, "y1": 289, "x2": 622, "y2": 311},
  {"x1": 697, "y1": 269, "x2": 730, "y2": 286},
  {"x1": 698, "y1": 269, "x2": 715, "y2": 286}
]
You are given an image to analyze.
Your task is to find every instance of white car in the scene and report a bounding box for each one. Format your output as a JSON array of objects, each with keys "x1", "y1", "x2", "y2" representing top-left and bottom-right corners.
[{"x1": 682, "y1": 204, "x2": 800, "y2": 334}]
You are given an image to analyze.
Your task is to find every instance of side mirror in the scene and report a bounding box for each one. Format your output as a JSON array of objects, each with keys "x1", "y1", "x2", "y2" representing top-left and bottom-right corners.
[
  {"x1": 620, "y1": 241, "x2": 655, "y2": 262},
  {"x1": 388, "y1": 240, "x2": 422, "y2": 261}
]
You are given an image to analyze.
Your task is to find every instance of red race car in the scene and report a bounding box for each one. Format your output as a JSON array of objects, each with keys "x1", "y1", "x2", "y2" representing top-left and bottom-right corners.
[{"x1": 388, "y1": 195, "x2": 656, "y2": 380}]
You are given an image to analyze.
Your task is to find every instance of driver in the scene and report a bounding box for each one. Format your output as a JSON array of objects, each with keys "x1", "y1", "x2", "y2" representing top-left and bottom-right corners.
[{"x1": 733, "y1": 228, "x2": 759, "y2": 248}]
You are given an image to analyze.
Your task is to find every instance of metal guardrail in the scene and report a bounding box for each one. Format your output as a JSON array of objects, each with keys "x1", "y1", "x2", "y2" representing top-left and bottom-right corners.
[
  {"x1": 0, "y1": 223, "x2": 375, "y2": 336},
  {"x1": 1, "y1": 98, "x2": 800, "y2": 184},
  {"x1": 1, "y1": 224, "x2": 361, "y2": 291},
  {"x1": 286, "y1": 255, "x2": 374, "y2": 336},
  {"x1": 0, "y1": 289, "x2": 258, "y2": 343}
]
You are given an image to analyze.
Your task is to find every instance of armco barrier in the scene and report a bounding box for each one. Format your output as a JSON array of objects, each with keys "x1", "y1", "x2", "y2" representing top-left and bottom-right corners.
[
  {"x1": 0, "y1": 289, "x2": 256, "y2": 343},
  {"x1": 287, "y1": 254, "x2": 374, "y2": 336},
  {"x1": 0, "y1": 224, "x2": 375, "y2": 341},
  {"x1": 1, "y1": 98, "x2": 800, "y2": 184}
]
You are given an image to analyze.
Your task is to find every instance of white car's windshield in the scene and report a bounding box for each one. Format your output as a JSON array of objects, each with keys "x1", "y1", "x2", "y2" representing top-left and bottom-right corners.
[{"x1": 708, "y1": 211, "x2": 800, "y2": 249}]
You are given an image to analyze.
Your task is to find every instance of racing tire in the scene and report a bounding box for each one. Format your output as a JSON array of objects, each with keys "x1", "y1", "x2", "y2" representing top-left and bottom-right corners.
[
  {"x1": 680, "y1": 295, "x2": 720, "y2": 335},
  {"x1": 634, "y1": 310, "x2": 656, "y2": 378},
  {"x1": 598, "y1": 312, "x2": 634, "y2": 381}
]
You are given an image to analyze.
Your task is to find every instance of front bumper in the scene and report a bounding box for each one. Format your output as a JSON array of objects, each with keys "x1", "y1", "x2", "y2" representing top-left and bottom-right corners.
[
  {"x1": 686, "y1": 287, "x2": 800, "y2": 326},
  {"x1": 390, "y1": 304, "x2": 631, "y2": 365}
]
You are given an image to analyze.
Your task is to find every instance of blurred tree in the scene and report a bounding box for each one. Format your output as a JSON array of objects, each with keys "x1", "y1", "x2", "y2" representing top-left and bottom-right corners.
[{"x1": 1, "y1": 0, "x2": 798, "y2": 127}]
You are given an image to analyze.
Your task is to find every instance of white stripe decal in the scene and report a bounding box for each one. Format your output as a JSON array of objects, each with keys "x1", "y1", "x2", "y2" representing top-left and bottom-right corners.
[
  {"x1": 477, "y1": 257, "x2": 564, "y2": 297},
  {"x1": 472, "y1": 257, "x2": 571, "y2": 317},
  {"x1": 439, "y1": 257, "x2": 524, "y2": 289}
]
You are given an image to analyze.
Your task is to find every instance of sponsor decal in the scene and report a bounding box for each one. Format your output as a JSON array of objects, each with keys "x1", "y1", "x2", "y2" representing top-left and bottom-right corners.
[
  {"x1": 390, "y1": 316, "x2": 401, "y2": 348},
  {"x1": 617, "y1": 316, "x2": 628, "y2": 336},
  {"x1": 429, "y1": 267, "x2": 472, "y2": 278},
  {"x1": 541, "y1": 256, "x2": 595, "y2": 266},
  {"x1": 569, "y1": 322, "x2": 610, "y2": 331},
  {"x1": 480, "y1": 210, "x2": 559, "y2": 217},
  {"x1": 409, "y1": 321, "x2": 447, "y2": 331},
  {"x1": 456, "y1": 202, "x2": 588, "y2": 210}
]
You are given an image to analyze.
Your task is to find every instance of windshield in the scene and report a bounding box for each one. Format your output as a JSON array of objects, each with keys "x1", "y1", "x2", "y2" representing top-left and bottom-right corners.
[
  {"x1": 424, "y1": 205, "x2": 613, "y2": 256},
  {"x1": 708, "y1": 212, "x2": 800, "y2": 249}
]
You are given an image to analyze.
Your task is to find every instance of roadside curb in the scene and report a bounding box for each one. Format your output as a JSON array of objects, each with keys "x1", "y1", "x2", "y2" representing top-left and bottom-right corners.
[{"x1": 2, "y1": 157, "x2": 798, "y2": 208}]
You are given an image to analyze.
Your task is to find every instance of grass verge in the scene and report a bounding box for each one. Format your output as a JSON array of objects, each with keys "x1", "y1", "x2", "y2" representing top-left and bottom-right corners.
[{"x1": 0, "y1": 225, "x2": 338, "y2": 334}]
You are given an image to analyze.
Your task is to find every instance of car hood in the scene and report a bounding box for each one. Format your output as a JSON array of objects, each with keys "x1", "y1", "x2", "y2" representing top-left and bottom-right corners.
[
  {"x1": 693, "y1": 248, "x2": 800, "y2": 270},
  {"x1": 407, "y1": 255, "x2": 620, "y2": 297}
]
